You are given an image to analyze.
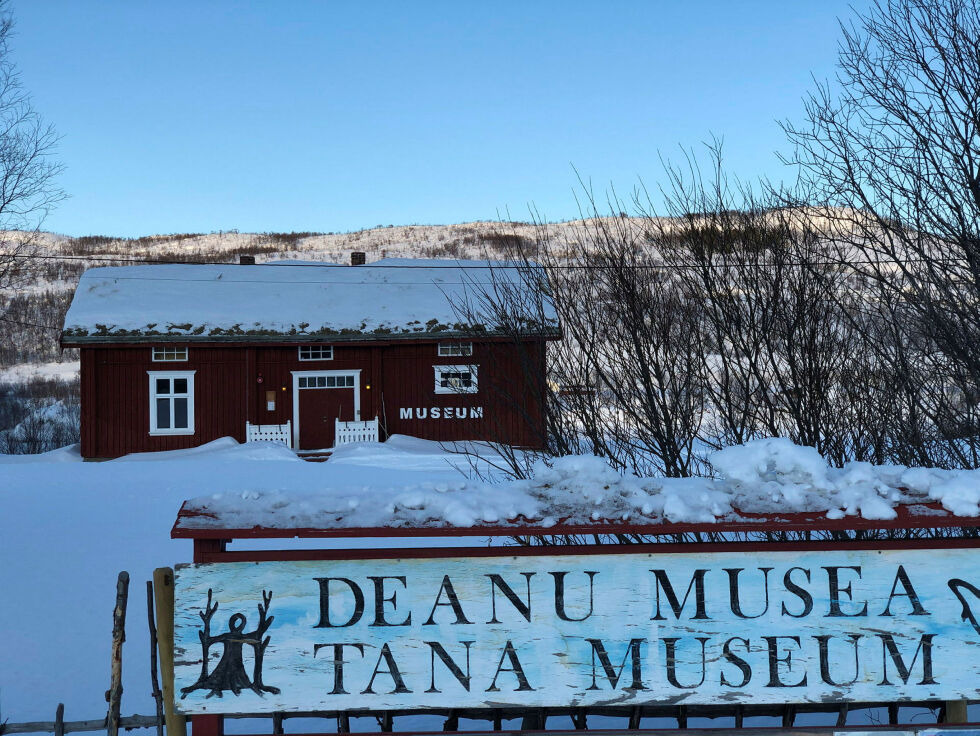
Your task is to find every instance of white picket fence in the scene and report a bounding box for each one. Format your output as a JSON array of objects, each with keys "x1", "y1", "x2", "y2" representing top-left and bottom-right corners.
[
  {"x1": 335, "y1": 416, "x2": 379, "y2": 445},
  {"x1": 245, "y1": 420, "x2": 292, "y2": 448}
]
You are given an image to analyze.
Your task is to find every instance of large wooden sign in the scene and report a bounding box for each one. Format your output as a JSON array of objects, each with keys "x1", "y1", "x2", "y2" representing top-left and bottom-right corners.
[{"x1": 173, "y1": 548, "x2": 980, "y2": 714}]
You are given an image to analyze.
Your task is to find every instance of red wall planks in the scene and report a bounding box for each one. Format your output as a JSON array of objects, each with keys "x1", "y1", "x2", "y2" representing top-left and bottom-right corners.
[
  {"x1": 79, "y1": 339, "x2": 549, "y2": 458},
  {"x1": 379, "y1": 341, "x2": 546, "y2": 446},
  {"x1": 83, "y1": 345, "x2": 247, "y2": 458}
]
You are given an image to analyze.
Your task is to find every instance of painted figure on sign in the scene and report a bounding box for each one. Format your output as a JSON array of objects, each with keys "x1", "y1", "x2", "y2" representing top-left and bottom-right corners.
[
  {"x1": 948, "y1": 578, "x2": 980, "y2": 636},
  {"x1": 181, "y1": 589, "x2": 280, "y2": 698}
]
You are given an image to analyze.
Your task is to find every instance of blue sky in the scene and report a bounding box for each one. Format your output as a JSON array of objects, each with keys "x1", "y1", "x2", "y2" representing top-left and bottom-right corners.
[{"x1": 12, "y1": 1, "x2": 865, "y2": 238}]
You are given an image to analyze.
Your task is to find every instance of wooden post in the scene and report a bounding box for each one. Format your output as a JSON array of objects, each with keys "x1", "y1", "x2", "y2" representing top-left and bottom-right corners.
[
  {"x1": 54, "y1": 703, "x2": 65, "y2": 736},
  {"x1": 146, "y1": 581, "x2": 164, "y2": 736},
  {"x1": 107, "y1": 572, "x2": 129, "y2": 736},
  {"x1": 836, "y1": 703, "x2": 849, "y2": 727},
  {"x1": 337, "y1": 712, "x2": 351, "y2": 733},
  {"x1": 153, "y1": 567, "x2": 187, "y2": 736},
  {"x1": 628, "y1": 707, "x2": 641, "y2": 730},
  {"x1": 945, "y1": 700, "x2": 968, "y2": 723},
  {"x1": 520, "y1": 710, "x2": 544, "y2": 731},
  {"x1": 677, "y1": 705, "x2": 687, "y2": 730},
  {"x1": 781, "y1": 705, "x2": 796, "y2": 729}
]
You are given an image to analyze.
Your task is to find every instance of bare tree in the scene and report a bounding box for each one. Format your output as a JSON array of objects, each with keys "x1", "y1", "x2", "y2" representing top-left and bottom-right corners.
[
  {"x1": 456, "y1": 0, "x2": 980, "y2": 481},
  {"x1": 450, "y1": 204, "x2": 710, "y2": 481},
  {"x1": 463, "y1": 141, "x2": 926, "y2": 484},
  {"x1": 0, "y1": 0, "x2": 63, "y2": 298},
  {"x1": 784, "y1": 0, "x2": 980, "y2": 467},
  {"x1": 647, "y1": 149, "x2": 880, "y2": 466}
]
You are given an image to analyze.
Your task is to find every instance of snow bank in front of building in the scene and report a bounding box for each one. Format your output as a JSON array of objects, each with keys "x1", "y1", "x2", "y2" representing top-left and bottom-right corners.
[
  {"x1": 179, "y1": 437, "x2": 980, "y2": 532},
  {"x1": 5, "y1": 433, "x2": 980, "y2": 725},
  {"x1": 0, "y1": 442, "x2": 81, "y2": 463},
  {"x1": 0, "y1": 433, "x2": 486, "y2": 723},
  {"x1": 110, "y1": 436, "x2": 299, "y2": 463}
]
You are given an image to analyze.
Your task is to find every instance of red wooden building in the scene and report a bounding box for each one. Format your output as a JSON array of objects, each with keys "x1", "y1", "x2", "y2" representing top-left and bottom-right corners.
[{"x1": 61, "y1": 258, "x2": 559, "y2": 459}]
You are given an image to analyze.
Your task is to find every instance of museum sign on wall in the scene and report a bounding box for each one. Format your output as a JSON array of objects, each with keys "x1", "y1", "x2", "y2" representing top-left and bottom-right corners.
[{"x1": 173, "y1": 548, "x2": 980, "y2": 714}]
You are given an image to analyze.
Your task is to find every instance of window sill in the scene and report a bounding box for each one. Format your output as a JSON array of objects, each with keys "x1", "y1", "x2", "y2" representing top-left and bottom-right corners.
[{"x1": 149, "y1": 430, "x2": 195, "y2": 436}]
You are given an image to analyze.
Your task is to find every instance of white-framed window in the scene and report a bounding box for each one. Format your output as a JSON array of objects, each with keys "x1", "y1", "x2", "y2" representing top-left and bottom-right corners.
[
  {"x1": 438, "y1": 341, "x2": 473, "y2": 357},
  {"x1": 299, "y1": 345, "x2": 334, "y2": 361},
  {"x1": 434, "y1": 364, "x2": 478, "y2": 394},
  {"x1": 148, "y1": 370, "x2": 195, "y2": 435},
  {"x1": 151, "y1": 346, "x2": 188, "y2": 362},
  {"x1": 298, "y1": 374, "x2": 354, "y2": 388}
]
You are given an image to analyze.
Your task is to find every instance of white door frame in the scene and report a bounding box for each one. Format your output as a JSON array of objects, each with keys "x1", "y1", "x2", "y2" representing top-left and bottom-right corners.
[{"x1": 291, "y1": 369, "x2": 362, "y2": 449}]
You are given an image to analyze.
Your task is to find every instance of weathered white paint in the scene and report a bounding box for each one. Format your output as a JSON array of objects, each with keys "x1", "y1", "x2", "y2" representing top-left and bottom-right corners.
[
  {"x1": 173, "y1": 547, "x2": 980, "y2": 715},
  {"x1": 245, "y1": 421, "x2": 292, "y2": 448},
  {"x1": 398, "y1": 406, "x2": 484, "y2": 419},
  {"x1": 334, "y1": 417, "x2": 379, "y2": 445}
]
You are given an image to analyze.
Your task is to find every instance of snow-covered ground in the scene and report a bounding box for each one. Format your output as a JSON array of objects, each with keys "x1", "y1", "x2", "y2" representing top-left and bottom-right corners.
[
  {"x1": 0, "y1": 436, "x2": 498, "y2": 724},
  {"x1": 3, "y1": 435, "x2": 980, "y2": 727},
  {"x1": 0, "y1": 360, "x2": 79, "y2": 383}
]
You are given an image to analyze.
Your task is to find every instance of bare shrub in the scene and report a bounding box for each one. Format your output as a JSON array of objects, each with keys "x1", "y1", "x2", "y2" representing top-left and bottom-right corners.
[
  {"x1": 0, "y1": 375, "x2": 79, "y2": 453},
  {"x1": 785, "y1": 0, "x2": 980, "y2": 468}
]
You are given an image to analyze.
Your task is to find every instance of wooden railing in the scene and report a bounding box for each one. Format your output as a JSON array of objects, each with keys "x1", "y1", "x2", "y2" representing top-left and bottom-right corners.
[
  {"x1": 334, "y1": 416, "x2": 379, "y2": 445},
  {"x1": 245, "y1": 420, "x2": 292, "y2": 448}
]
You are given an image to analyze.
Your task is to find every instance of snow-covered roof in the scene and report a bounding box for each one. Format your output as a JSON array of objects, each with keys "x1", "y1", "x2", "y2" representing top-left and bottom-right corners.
[{"x1": 61, "y1": 259, "x2": 559, "y2": 343}]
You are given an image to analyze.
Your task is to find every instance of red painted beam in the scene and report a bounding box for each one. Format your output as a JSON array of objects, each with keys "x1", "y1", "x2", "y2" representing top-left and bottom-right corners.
[
  {"x1": 172, "y1": 500, "x2": 980, "y2": 541},
  {"x1": 189, "y1": 535, "x2": 980, "y2": 563}
]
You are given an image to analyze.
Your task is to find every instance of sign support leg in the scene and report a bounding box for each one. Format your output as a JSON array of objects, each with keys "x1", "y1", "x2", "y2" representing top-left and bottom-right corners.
[
  {"x1": 192, "y1": 715, "x2": 223, "y2": 736},
  {"x1": 153, "y1": 567, "x2": 186, "y2": 736},
  {"x1": 945, "y1": 700, "x2": 968, "y2": 723}
]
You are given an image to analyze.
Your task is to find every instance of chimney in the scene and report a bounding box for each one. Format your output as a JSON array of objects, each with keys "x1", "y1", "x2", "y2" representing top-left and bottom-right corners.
[
  {"x1": 350, "y1": 251, "x2": 366, "y2": 266},
  {"x1": 239, "y1": 255, "x2": 256, "y2": 265}
]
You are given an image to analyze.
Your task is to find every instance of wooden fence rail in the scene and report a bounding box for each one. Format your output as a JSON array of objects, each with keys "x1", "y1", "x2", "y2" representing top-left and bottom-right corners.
[
  {"x1": 1, "y1": 713, "x2": 162, "y2": 736},
  {"x1": 2, "y1": 700, "x2": 975, "y2": 736}
]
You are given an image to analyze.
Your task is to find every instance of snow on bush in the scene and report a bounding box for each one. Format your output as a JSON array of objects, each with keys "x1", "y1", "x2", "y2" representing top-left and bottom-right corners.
[{"x1": 0, "y1": 398, "x2": 80, "y2": 454}]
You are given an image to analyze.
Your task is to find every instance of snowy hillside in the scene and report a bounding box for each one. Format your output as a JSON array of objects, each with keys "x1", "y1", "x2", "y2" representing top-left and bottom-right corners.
[
  {"x1": 0, "y1": 219, "x2": 576, "y2": 444},
  {"x1": 2, "y1": 220, "x2": 567, "y2": 368}
]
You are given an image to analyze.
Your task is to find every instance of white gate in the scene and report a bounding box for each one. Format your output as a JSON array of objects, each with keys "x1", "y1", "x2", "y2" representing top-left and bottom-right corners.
[
  {"x1": 334, "y1": 416, "x2": 379, "y2": 445},
  {"x1": 245, "y1": 420, "x2": 292, "y2": 448}
]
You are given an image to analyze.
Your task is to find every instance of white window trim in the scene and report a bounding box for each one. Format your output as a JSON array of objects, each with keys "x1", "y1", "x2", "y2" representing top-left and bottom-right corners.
[
  {"x1": 434, "y1": 364, "x2": 479, "y2": 394},
  {"x1": 147, "y1": 370, "x2": 196, "y2": 436},
  {"x1": 290, "y1": 369, "x2": 361, "y2": 449},
  {"x1": 298, "y1": 345, "x2": 334, "y2": 361},
  {"x1": 437, "y1": 341, "x2": 473, "y2": 357},
  {"x1": 151, "y1": 346, "x2": 188, "y2": 362}
]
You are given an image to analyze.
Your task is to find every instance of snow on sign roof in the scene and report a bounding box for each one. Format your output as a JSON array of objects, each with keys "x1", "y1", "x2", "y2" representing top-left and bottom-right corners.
[
  {"x1": 172, "y1": 438, "x2": 980, "y2": 538},
  {"x1": 61, "y1": 259, "x2": 559, "y2": 343}
]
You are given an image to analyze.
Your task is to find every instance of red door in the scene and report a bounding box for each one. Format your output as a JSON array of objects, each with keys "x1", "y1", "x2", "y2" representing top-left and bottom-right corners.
[{"x1": 298, "y1": 386, "x2": 356, "y2": 450}]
